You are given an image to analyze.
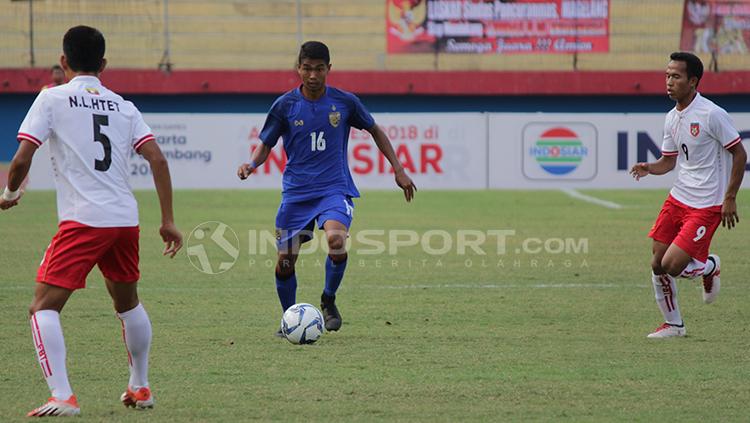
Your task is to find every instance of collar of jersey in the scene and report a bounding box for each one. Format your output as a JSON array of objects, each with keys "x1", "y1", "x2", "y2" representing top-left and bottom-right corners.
[
  {"x1": 296, "y1": 85, "x2": 328, "y2": 103},
  {"x1": 70, "y1": 75, "x2": 102, "y2": 85},
  {"x1": 676, "y1": 92, "x2": 701, "y2": 115}
]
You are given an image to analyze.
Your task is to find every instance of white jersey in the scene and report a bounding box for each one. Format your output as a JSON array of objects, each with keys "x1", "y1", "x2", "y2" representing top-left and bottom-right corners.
[
  {"x1": 17, "y1": 75, "x2": 154, "y2": 227},
  {"x1": 661, "y1": 93, "x2": 742, "y2": 208}
]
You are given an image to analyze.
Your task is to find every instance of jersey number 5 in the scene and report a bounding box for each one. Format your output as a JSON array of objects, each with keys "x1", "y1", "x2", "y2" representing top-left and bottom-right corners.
[
  {"x1": 93, "y1": 114, "x2": 112, "y2": 171},
  {"x1": 310, "y1": 131, "x2": 326, "y2": 152}
]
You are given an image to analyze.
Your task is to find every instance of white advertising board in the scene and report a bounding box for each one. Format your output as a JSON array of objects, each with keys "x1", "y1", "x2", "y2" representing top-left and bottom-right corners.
[
  {"x1": 25, "y1": 112, "x2": 750, "y2": 190},
  {"x1": 489, "y1": 113, "x2": 750, "y2": 189},
  {"x1": 26, "y1": 113, "x2": 488, "y2": 190}
]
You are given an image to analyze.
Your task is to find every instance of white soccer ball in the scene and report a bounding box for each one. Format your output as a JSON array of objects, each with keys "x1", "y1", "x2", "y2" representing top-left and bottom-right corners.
[{"x1": 281, "y1": 303, "x2": 324, "y2": 344}]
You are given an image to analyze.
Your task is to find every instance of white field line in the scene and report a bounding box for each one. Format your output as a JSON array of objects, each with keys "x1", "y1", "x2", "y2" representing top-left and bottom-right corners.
[{"x1": 560, "y1": 188, "x2": 623, "y2": 210}]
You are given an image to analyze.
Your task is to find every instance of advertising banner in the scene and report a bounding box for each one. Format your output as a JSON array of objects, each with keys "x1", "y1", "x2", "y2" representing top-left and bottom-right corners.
[
  {"x1": 24, "y1": 112, "x2": 750, "y2": 191},
  {"x1": 26, "y1": 113, "x2": 488, "y2": 190},
  {"x1": 680, "y1": 0, "x2": 750, "y2": 54},
  {"x1": 387, "y1": 0, "x2": 610, "y2": 54},
  {"x1": 489, "y1": 113, "x2": 750, "y2": 189}
]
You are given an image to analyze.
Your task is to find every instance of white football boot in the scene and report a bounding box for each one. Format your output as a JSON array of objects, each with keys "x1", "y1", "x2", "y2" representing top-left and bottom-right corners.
[
  {"x1": 702, "y1": 254, "x2": 720, "y2": 304},
  {"x1": 647, "y1": 323, "x2": 686, "y2": 339}
]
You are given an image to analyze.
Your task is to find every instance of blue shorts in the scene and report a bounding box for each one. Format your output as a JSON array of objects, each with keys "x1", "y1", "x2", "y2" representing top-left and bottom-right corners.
[{"x1": 275, "y1": 194, "x2": 354, "y2": 250}]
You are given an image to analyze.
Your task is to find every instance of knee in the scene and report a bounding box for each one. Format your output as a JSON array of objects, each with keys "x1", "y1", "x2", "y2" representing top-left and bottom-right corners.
[
  {"x1": 651, "y1": 257, "x2": 664, "y2": 274},
  {"x1": 660, "y1": 258, "x2": 683, "y2": 277},
  {"x1": 327, "y1": 236, "x2": 346, "y2": 255},
  {"x1": 276, "y1": 257, "x2": 296, "y2": 278}
]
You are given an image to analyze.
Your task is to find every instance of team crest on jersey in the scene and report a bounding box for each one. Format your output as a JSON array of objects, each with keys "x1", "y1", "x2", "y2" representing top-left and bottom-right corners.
[
  {"x1": 690, "y1": 122, "x2": 700, "y2": 137},
  {"x1": 85, "y1": 87, "x2": 100, "y2": 95},
  {"x1": 329, "y1": 111, "x2": 341, "y2": 128}
]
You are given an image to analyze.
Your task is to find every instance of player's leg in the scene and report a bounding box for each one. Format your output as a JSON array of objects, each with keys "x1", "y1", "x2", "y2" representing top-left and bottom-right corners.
[
  {"x1": 98, "y1": 226, "x2": 153, "y2": 409},
  {"x1": 671, "y1": 207, "x2": 723, "y2": 304},
  {"x1": 276, "y1": 248, "x2": 300, "y2": 312},
  {"x1": 274, "y1": 200, "x2": 316, "y2": 321},
  {"x1": 105, "y1": 279, "x2": 154, "y2": 409},
  {"x1": 646, "y1": 198, "x2": 686, "y2": 338},
  {"x1": 317, "y1": 196, "x2": 354, "y2": 331},
  {"x1": 648, "y1": 241, "x2": 685, "y2": 336},
  {"x1": 27, "y1": 222, "x2": 103, "y2": 416},
  {"x1": 319, "y1": 219, "x2": 348, "y2": 331},
  {"x1": 27, "y1": 284, "x2": 81, "y2": 416}
]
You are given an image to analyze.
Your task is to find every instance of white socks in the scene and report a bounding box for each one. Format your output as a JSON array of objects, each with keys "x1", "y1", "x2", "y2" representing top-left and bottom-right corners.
[
  {"x1": 117, "y1": 303, "x2": 152, "y2": 389},
  {"x1": 652, "y1": 272, "x2": 682, "y2": 326},
  {"x1": 30, "y1": 310, "x2": 74, "y2": 400}
]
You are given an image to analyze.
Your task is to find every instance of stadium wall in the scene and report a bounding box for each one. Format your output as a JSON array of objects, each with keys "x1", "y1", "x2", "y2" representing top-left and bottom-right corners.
[{"x1": 2, "y1": 69, "x2": 749, "y2": 189}]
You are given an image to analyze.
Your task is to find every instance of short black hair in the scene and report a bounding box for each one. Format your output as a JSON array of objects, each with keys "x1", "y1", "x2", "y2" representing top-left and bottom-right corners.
[
  {"x1": 298, "y1": 41, "x2": 330, "y2": 65},
  {"x1": 51, "y1": 64, "x2": 63, "y2": 71},
  {"x1": 670, "y1": 51, "x2": 703, "y2": 86},
  {"x1": 63, "y1": 26, "x2": 105, "y2": 73}
]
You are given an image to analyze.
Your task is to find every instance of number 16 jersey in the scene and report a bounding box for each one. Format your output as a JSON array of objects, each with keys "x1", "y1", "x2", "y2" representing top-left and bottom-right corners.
[
  {"x1": 17, "y1": 75, "x2": 155, "y2": 227},
  {"x1": 259, "y1": 86, "x2": 375, "y2": 203}
]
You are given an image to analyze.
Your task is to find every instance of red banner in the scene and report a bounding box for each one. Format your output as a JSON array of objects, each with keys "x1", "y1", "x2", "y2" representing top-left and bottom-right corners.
[
  {"x1": 386, "y1": 0, "x2": 609, "y2": 54},
  {"x1": 680, "y1": 0, "x2": 750, "y2": 54}
]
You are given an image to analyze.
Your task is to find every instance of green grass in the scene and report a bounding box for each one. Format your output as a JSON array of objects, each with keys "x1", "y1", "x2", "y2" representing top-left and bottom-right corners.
[{"x1": 2, "y1": 189, "x2": 750, "y2": 422}]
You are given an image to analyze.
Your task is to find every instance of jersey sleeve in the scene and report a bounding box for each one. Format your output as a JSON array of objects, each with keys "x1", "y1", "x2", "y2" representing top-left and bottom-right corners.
[
  {"x1": 661, "y1": 117, "x2": 678, "y2": 156},
  {"x1": 259, "y1": 98, "x2": 288, "y2": 148},
  {"x1": 346, "y1": 93, "x2": 375, "y2": 130},
  {"x1": 131, "y1": 108, "x2": 155, "y2": 153},
  {"x1": 17, "y1": 90, "x2": 52, "y2": 147},
  {"x1": 708, "y1": 107, "x2": 742, "y2": 149}
]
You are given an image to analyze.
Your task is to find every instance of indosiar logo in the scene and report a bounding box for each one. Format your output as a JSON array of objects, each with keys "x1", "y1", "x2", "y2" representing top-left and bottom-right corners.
[
  {"x1": 530, "y1": 127, "x2": 587, "y2": 175},
  {"x1": 522, "y1": 123, "x2": 597, "y2": 181}
]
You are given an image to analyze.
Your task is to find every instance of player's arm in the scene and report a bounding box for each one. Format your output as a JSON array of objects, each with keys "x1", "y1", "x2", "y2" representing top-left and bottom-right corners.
[
  {"x1": 367, "y1": 124, "x2": 416, "y2": 202},
  {"x1": 238, "y1": 143, "x2": 272, "y2": 180},
  {"x1": 629, "y1": 154, "x2": 677, "y2": 181},
  {"x1": 721, "y1": 141, "x2": 746, "y2": 229},
  {"x1": 0, "y1": 140, "x2": 38, "y2": 210},
  {"x1": 139, "y1": 141, "x2": 183, "y2": 257}
]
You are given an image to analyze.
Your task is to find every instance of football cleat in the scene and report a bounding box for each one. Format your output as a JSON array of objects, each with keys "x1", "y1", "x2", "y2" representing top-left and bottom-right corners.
[
  {"x1": 702, "y1": 254, "x2": 721, "y2": 304},
  {"x1": 320, "y1": 293, "x2": 342, "y2": 331},
  {"x1": 27, "y1": 395, "x2": 80, "y2": 417},
  {"x1": 647, "y1": 323, "x2": 686, "y2": 339},
  {"x1": 121, "y1": 386, "x2": 154, "y2": 409}
]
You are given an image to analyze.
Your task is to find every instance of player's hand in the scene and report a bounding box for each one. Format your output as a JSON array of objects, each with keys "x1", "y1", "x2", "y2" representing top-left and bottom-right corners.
[
  {"x1": 0, "y1": 189, "x2": 24, "y2": 210},
  {"x1": 721, "y1": 197, "x2": 739, "y2": 229},
  {"x1": 630, "y1": 163, "x2": 650, "y2": 181},
  {"x1": 395, "y1": 168, "x2": 416, "y2": 202},
  {"x1": 159, "y1": 222, "x2": 183, "y2": 258},
  {"x1": 237, "y1": 163, "x2": 256, "y2": 180}
]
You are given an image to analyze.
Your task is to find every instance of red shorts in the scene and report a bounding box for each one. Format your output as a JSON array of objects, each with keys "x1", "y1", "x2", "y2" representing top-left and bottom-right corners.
[
  {"x1": 37, "y1": 221, "x2": 140, "y2": 290},
  {"x1": 648, "y1": 195, "x2": 721, "y2": 263}
]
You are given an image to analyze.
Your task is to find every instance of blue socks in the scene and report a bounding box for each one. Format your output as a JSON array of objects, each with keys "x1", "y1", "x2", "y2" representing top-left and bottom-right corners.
[
  {"x1": 275, "y1": 272, "x2": 297, "y2": 311},
  {"x1": 323, "y1": 255, "x2": 348, "y2": 297}
]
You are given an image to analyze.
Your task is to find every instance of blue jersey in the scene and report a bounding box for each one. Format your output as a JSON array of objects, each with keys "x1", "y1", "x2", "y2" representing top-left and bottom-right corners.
[{"x1": 259, "y1": 86, "x2": 375, "y2": 203}]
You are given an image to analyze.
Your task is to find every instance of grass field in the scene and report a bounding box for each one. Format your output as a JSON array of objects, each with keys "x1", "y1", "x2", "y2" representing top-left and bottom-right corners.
[{"x1": 1, "y1": 189, "x2": 750, "y2": 422}]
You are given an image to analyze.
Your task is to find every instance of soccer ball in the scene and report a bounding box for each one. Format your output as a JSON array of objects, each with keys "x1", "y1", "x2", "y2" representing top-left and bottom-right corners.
[{"x1": 281, "y1": 303, "x2": 324, "y2": 344}]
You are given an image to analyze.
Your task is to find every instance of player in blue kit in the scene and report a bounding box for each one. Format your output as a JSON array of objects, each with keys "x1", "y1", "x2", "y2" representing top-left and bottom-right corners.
[{"x1": 238, "y1": 41, "x2": 416, "y2": 334}]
